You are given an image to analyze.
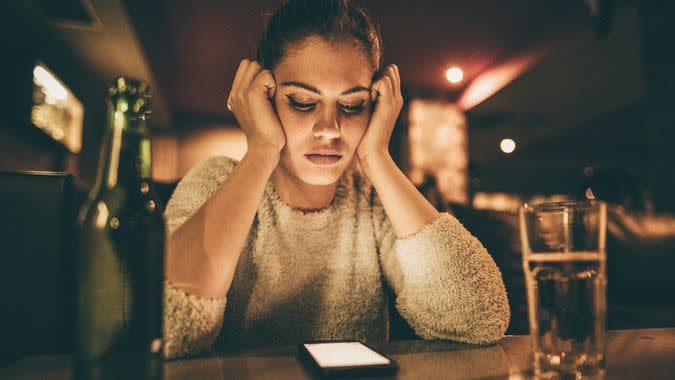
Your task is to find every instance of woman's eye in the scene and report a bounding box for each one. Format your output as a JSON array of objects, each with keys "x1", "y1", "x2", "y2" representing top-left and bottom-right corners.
[
  {"x1": 287, "y1": 96, "x2": 316, "y2": 112},
  {"x1": 291, "y1": 102, "x2": 315, "y2": 112},
  {"x1": 339, "y1": 102, "x2": 365, "y2": 114}
]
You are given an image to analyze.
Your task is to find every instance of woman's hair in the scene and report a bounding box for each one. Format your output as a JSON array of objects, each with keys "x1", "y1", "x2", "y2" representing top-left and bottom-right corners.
[{"x1": 257, "y1": 0, "x2": 383, "y2": 73}]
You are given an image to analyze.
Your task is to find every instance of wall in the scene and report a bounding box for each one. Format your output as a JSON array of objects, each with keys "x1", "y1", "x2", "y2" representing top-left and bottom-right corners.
[{"x1": 151, "y1": 126, "x2": 246, "y2": 183}]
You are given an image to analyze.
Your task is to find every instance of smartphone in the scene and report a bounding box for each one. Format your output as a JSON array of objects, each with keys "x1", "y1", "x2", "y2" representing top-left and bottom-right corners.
[{"x1": 298, "y1": 340, "x2": 399, "y2": 377}]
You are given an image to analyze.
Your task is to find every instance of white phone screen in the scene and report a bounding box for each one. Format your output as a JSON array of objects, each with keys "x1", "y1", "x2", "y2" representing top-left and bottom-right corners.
[{"x1": 303, "y1": 342, "x2": 391, "y2": 368}]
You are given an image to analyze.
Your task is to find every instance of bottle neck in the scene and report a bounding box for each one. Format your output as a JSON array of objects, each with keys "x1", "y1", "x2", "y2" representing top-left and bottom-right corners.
[{"x1": 95, "y1": 107, "x2": 152, "y2": 190}]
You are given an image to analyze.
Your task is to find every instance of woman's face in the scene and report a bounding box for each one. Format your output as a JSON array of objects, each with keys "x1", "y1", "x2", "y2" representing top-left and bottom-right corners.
[{"x1": 272, "y1": 36, "x2": 374, "y2": 185}]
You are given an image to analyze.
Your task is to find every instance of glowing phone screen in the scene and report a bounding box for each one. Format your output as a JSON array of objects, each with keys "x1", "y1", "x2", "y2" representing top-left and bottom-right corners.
[{"x1": 303, "y1": 342, "x2": 391, "y2": 368}]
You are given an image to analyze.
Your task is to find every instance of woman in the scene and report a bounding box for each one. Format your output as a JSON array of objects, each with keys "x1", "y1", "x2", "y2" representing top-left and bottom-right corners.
[{"x1": 163, "y1": 0, "x2": 509, "y2": 359}]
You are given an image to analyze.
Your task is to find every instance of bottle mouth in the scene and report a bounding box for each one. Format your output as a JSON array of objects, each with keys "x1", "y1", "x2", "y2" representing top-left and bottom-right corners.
[
  {"x1": 110, "y1": 77, "x2": 149, "y2": 96},
  {"x1": 108, "y1": 77, "x2": 152, "y2": 118}
]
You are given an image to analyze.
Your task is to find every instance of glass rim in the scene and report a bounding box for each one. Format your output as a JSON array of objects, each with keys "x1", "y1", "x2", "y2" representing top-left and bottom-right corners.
[{"x1": 520, "y1": 200, "x2": 605, "y2": 213}]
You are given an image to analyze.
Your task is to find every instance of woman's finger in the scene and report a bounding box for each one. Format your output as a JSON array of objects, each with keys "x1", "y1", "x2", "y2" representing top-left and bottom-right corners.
[
  {"x1": 231, "y1": 59, "x2": 250, "y2": 94},
  {"x1": 241, "y1": 60, "x2": 263, "y2": 90},
  {"x1": 392, "y1": 64, "x2": 401, "y2": 98},
  {"x1": 228, "y1": 59, "x2": 251, "y2": 110},
  {"x1": 385, "y1": 65, "x2": 399, "y2": 100},
  {"x1": 251, "y1": 70, "x2": 276, "y2": 99},
  {"x1": 378, "y1": 75, "x2": 393, "y2": 101}
]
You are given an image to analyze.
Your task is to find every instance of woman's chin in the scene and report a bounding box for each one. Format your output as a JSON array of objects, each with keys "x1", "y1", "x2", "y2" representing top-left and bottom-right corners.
[
  {"x1": 279, "y1": 154, "x2": 353, "y2": 186},
  {"x1": 298, "y1": 169, "x2": 343, "y2": 185},
  {"x1": 293, "y1": 160, "x2": 349, "y2": 185}
]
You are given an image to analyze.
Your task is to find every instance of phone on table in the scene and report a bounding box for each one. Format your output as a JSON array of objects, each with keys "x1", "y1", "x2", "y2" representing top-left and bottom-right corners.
[{"x1": 298, "y1": 340, "x2": 399, "y2": 377}]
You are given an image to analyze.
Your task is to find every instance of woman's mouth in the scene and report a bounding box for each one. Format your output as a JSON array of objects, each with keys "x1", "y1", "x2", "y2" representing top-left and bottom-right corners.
[{"x1": 304, "y1": 154, "x2": 342, "y2": 165}]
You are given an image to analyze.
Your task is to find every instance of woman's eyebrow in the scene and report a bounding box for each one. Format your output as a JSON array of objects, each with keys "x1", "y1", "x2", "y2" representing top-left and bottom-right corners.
[
  {"x1": 280, "y1": 81, "x2": 371, "y2": 96},
  {"x1": 342, "y1": 86, "x2": 371, "y2": 95}
]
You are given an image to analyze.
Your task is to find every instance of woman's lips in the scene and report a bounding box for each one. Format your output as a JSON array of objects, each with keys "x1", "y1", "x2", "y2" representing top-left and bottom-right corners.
[{"x1": 305, "y1": 154, "x2": 342, "y2": 165}]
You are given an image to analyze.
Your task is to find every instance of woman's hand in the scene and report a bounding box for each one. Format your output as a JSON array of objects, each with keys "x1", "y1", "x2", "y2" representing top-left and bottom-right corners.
[
  {"x1": 356, "y1": 64, "x2": 403, "y2": 163},
  {"x1": 227, "y1": 59, "x2": 286, "y2": 154}
]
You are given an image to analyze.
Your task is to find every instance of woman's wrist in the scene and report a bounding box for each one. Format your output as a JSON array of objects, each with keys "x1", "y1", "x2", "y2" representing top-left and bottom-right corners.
[
  {"x1": 244, "y1": 142, "x2": 282, "y2": 167},
  {"x1": 247, "y1": 138, "x2": 283, "y2": 156},
  {"x1": 357, "y1": 148, "x2": 391, "y2": 175}
]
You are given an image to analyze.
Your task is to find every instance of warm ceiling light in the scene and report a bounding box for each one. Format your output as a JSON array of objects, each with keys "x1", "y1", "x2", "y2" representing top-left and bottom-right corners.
[
  {"x1": 500, "y1": 138, "x2": 516, "y2": 154},
  {"x1": 445, "y1": 67, "x2": 463, "y2": 84}
]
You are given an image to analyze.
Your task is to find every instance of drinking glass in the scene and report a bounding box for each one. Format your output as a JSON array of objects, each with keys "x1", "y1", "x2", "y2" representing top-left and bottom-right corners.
[{"x1": 519, "y1": 201, "x2": 607, "y2": 379}]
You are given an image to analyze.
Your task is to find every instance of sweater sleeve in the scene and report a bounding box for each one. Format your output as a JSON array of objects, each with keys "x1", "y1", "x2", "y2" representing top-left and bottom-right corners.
[
  {"x1": 372, "y1": 192, "x2": 510, "y2": 345},
  {"x1": 162, "y1": 155, "x2": 238, "y2": 359}
]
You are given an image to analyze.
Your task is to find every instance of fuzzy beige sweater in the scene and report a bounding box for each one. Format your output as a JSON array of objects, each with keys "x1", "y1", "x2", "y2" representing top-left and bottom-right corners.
[{"x1": 162, "y1": 156, "x2": 510, "y2": 359}]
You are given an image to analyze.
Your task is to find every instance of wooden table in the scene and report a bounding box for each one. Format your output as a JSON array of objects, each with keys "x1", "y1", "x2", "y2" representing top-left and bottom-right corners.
[{"x1": 2, "y1": 328, "x2": 673, "y2": 379}]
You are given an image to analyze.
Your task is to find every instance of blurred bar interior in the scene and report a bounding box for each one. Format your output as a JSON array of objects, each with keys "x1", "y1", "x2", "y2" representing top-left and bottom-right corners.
[{"x1": 1, "y1": 0, "x2": 674, "y2": 360}]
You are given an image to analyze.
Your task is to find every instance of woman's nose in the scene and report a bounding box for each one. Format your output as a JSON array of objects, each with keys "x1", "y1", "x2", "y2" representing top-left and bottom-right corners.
[{"x1": 313, "y1": 109, "x2": 340, "y2": 139}]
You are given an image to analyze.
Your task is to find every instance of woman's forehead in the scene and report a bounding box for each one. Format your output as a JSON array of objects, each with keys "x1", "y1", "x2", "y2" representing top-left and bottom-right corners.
[{"x1": 274, "y1": 37, "x2": 373, "y2": 93}]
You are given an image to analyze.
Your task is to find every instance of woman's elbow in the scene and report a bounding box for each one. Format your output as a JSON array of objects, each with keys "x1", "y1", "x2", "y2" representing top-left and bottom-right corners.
[
  {"x1": 471, "y1": 309, "x2": 510, "y2": 344},
  {"x1": 163, "y1": 282, "x2": 228, "y2": 359},
  {"x1": 473, "y1": 282, "x2": 511, "y2": 341},
  {"x1": 399, "y1": 294, "x2": 510, "y2": 345}
]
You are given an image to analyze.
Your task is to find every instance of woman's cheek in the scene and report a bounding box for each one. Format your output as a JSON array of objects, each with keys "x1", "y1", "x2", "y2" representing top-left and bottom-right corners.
[
  {"x1": 285, "y1": 115, "x2": 321, "y2": 152},
  {"x1": 275, "y1": 107, "x2": 302, "y2": 138},
  {"x1": 354, "y1": 112, "x2": 370, "y2": 132},
  {"x1": 343, "y1": 115, "x2": 369, "y2": 142}
]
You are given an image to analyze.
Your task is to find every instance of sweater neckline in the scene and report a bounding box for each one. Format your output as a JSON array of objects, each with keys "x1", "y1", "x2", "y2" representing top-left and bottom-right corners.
[{"x1": 267, "y1": 170, "x2": 351, "y2": 217}]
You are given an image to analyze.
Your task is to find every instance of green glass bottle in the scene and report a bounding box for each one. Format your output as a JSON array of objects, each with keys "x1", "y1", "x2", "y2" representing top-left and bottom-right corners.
[{"x1": 74, "y1": 78, "x2": 164, "y2": 380}]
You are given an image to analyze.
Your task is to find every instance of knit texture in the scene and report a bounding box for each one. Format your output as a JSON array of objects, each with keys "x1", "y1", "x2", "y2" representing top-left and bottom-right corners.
[
  {"x1": 163, "y1": 281, "x2": 227, "y2": 358},
  {"x1": 163, "y1": 156, "x2": 510, "y2": 359}
]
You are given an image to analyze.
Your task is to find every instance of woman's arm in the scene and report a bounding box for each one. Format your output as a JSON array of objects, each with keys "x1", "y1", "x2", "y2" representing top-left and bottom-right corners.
[
  {"x1": 373, "y1": 203, "x2": 510, "y2": 344},
  {"x1": 166, "y1": 147, "x2": 279, "y2": 299},
  {"x1": 168, "y1": 59, "x2": 285, "y2": 300},
  {"x1": 357, "y1": 64, "x2": 438, "y2": 237},
  {"x1": 360, "y1": 65, "x2": 509, "y2": 343},
  {"x1": 162, "y1": 151, "x2": 278, "y2": 359},
  {"x1": 362, "y1": 148, "x2": 510, "y2": 344},
  {"x1": 359, "y1": 154, "x2": 438, "y2": 238},
  {"x1": 163, "y1": 59, "x2": 285, "y2": 358}
]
